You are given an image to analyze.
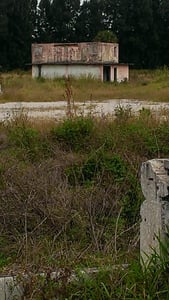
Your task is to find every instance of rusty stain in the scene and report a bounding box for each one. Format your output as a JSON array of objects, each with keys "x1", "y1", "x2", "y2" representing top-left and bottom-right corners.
[{"x1": 32, "y1": 42, "x2": 119, "y2": 65}]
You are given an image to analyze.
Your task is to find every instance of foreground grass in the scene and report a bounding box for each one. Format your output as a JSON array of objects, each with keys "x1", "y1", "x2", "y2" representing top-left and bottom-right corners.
[
  {"x1": 0, "y1": 108, "x2": 169, "y2": 297},
  {"x1": 1, "y1": 68, "x2": 169, "y2": 102}
]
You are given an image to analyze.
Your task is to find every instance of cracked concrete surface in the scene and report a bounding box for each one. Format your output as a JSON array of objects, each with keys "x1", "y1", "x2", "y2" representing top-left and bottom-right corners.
[{"x1": 0, "y1": 99, "x2": 169, "y2": 121}]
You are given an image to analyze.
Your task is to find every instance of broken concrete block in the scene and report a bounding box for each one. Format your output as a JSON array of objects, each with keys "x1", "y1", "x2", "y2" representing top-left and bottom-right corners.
[
  {"x1": 140, "y1": 159, "x2": 169, "y2": 264},
  {"x1": 0, "y1": 276, "x2": 23, "y2": 300}
]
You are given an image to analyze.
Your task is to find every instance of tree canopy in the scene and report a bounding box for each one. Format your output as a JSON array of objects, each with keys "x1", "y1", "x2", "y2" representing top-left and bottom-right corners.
[
  {"x1": 0, "y1": 0, "x2": 169, "y2": 69},
  {"x1": 94, "y1": 30, "x2": 118, "y2": 43}
]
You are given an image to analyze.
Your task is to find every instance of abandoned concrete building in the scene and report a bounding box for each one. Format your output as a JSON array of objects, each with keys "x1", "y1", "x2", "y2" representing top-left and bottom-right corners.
[{"x1": 32, "y1": 42, "x2": 129, "y2": 82}]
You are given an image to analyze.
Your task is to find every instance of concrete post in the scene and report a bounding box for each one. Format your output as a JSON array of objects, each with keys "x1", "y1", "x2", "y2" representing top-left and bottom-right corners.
[{"x1": 140, "y1": 159, "x2": 169, "y2": 264}]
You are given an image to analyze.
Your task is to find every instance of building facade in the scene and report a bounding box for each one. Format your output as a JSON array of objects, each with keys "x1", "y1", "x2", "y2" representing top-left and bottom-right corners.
[{"x1": 32, "y1": 42, "x2": 129, "y2": 82}]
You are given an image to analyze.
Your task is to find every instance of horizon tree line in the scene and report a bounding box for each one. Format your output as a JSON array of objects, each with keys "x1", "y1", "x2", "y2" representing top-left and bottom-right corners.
[{"x1": 0, "y1": 0, "x2": 169, "y2": 70}]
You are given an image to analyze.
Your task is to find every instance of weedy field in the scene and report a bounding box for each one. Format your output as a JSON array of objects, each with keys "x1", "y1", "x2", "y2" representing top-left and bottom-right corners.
[
  {"x1": 1, "y1": 68, "x2": 169, "y2": 102},
  {"x1": 0, "y1": 104, "x2": 169, "y2": 298},
  {"x1": 0, "y1": 69, "x2": 169, "y2": 298}
]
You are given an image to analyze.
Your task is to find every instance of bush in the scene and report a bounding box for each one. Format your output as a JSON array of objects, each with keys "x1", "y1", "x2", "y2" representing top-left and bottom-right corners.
[
  {"x1": 2, "y1": 111, "x2": 169, "y2": 290},
  {"x1": 8, "y1": 126, "x2": 50, "y2": 161},
  {"x1": 66, "y1": 151, "x2": 127, "y2": 186},
  {"x1": 51, "y1": 117, "x2": 94, "y2": 151},
  {"x1": 94, "y1": 30, "x2": 118, "y2": 43}
]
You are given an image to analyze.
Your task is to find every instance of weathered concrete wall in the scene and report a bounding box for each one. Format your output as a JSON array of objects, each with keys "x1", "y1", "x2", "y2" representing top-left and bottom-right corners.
[
  {"x1": 41, "y1": 65, "x2": 66, "y2": 78},
  {"x1": 32, "y1": 64, "x2": 129, "y2": 82},
  {"x1": 101, "y1": 43, "x2": 118, "y2": 63},
  {"x1": 32, "y1": 65, "x2": 40, "y2": 78},
  {"x1": 32, "y1": 64, "x2": 102, "y2": 79},
  {"x1": 116, "y1": 65, "x2": 129, "y2": 82},
  {"x1": 32, "y1": 42, "x2": 119, "y2": 64},
  {"x1": 66, "y1": 65, "x2": 102, "y2": 79},
  {"x1": 140, "y1": 159, "x2": 169, "y2": 264},
  {"x1": 31, "y1": 42, "x2": 130, "y2": 81},
  {"x1": 110, "y1": 65, "x2": 129, "y2": 82}
]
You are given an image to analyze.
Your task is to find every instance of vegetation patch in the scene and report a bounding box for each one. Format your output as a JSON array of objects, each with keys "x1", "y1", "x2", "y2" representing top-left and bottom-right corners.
[
  {"x1": 51, "y1": 116, "x2": 94, "y2": 151},
  {"x1": 1, "y1": 69, "x2": 169, "y2": 103},
  {"x1": 0, "y1": 110, "x2": 169, "y2": 298}
]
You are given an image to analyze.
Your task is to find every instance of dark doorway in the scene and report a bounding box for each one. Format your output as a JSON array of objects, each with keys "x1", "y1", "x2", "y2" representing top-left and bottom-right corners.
[
  {"x1": 38, "y1": 65, "x2": 42, "y2": 78},
  {"x1": 114, "y1": 67, "x2": 117, "y2": 81},
  {"x1": 103, "y1": 65, "x2": 111, "y2": 82}
]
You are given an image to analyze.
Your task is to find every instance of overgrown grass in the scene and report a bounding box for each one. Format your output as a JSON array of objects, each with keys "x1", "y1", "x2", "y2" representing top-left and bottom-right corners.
[
  {"x1": 1, "y1": 109, "x2": 169, "y2": 298},
  {"x1": 1, "y1": 68, "x2": 169, "y2": 103}
]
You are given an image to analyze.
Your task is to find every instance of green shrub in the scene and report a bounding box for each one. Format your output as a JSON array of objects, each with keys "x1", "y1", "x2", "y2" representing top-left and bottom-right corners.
[
  {"x1": 9, "y1": 126, "x2": 38, "y2": 148},
  {"x1": 155, "y1": 123, "x2": 169, "y2": 154},
  {"x1": 0, "y1": 253, "x2": 11, "y2": 268},
  {"x1": 114, "y1": 119, "x2": 159, "y2": 156},
  {"x1": 94, "y1": 30, "x2": 118, "y2": 43},
  {"x1": 66, "y1": 151, "x2": 127, "y2": 186},
  {"x1": 124, "y1": 120, "x2": 169, "y2": 157},
  {"x1": 8, "y1": 126, "x2": 50, "y2": 161},
  {"x1": 121, "y1": 173, "x2": 143, "y2": 224},
  {"x1": 51, "y1": 117, "x2": 94, "y2": 151}
]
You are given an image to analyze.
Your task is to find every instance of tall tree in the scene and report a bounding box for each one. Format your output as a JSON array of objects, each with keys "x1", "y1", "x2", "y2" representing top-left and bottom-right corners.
[
  {"x1": 117, "y1": 0, "x2": 156, "y2": 67},
  {"x1": 102, "y1": 0, "x2": 120, "y2": 33},
  {"x1": 0, "y1": 0, "x2": 13, "y2": 68},
  {"x1": 0, "y1": 0, "x2": 8, "y2": 37},
  {"x1": 49, "y1": 0, "x2": 80, "y2": 42},
  {"x1": 157, "y1": 0, "x2": 169, "y2": 66},
  {"x1": 30, "y1": 0, "x2": 39, "y2": 42},
  {"x1": 0, "y1": 0, "x2": 35, "y2": 69},
  {"x1": 1, "y1": 0, "x2": 169, "y2": 69},
  {"x1": 7, "y1": 0, "x2": 32, "y2": 68},
  {"x1": 37, "y1": 0, "x2": 52, "y2": 42},
  {"x1": 75, "y1": 0, "x2": 104, "y2": 42},
  {"x1": 75, "y1": 1, "x2": 91, "y2": 41}
]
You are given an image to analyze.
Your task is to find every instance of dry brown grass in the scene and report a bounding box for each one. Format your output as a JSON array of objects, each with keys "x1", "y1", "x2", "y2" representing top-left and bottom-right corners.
[
  {"x1": 0, "y1": 112, "x2": 146, "y2": 272},
  {"x1": 0, "y1": 68, "x2": 169, "y2": 103}
]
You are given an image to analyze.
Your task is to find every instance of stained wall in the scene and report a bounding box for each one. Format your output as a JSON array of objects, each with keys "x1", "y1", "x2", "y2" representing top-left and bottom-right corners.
[{"x1": 32, "y1": 42, "x2": 119, "y2": 64}]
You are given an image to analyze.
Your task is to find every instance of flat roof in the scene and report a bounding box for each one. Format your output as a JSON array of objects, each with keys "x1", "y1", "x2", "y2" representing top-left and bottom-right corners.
[
  {"x1": 32, "y1": 42, "x2": 118, "y2": 46},
  {"x1": 32, "y1": 62, "x2": 128, "y2": 66}
]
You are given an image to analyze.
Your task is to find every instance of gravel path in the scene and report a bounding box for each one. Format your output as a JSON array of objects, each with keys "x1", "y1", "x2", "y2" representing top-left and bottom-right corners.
[{"x1": 0, "y1": 99, "x2": 169, "y2": 121}]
